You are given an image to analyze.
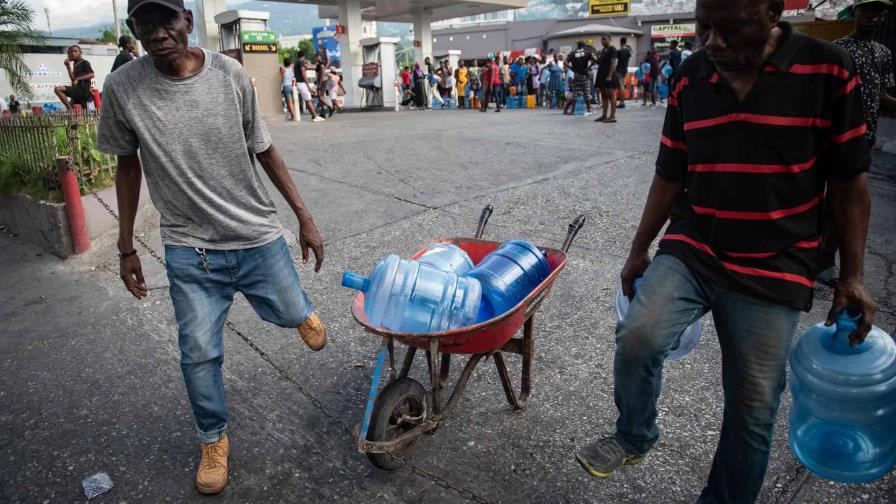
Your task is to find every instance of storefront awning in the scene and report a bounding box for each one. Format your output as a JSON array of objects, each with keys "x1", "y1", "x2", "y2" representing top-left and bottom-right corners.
[{"x1": 545, "y1": 23, "x2": 644, "y2": 40}]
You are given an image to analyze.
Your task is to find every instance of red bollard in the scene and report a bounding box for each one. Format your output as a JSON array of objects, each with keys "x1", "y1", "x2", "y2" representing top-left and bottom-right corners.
[
  {"x1": 91, "y1": 89, "x2": 102, "y2": 110},
  {"x1": 72, "y1": 103, "x2": 83, "y2": 114},
  {"x1": 57, "y1": 157, "x2": 90, "y2": 254},
  {"x1": 32, "y1": 106, "x2": 43, "y2": 116}
]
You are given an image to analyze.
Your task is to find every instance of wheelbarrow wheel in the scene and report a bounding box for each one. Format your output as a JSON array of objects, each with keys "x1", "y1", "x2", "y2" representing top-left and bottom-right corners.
[{"x1": 366, "y1": 377, "x2": 427, "y2": 470}]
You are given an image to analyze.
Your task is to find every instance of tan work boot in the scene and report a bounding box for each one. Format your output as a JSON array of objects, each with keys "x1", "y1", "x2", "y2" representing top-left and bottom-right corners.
[
  {"x1": 196, "y1": 435, "x2": 229, "y2": 495},
  {"x1": 297, "y1": 312, "x2": 327, "y2": 351}
]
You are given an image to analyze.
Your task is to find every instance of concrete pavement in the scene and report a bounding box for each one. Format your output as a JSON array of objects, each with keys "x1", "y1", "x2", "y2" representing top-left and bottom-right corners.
[{"x1": 1, "y1": 105, "x2": 894, "y2": 503}]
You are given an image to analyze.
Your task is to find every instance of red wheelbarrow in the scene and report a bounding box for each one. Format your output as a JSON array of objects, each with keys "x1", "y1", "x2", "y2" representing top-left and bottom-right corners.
[{"x1": 350, "y1": 206, "x2": 585, "y2": 469}]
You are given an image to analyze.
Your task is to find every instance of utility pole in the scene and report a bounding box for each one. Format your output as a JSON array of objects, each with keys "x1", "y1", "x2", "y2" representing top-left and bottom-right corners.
[
  {"x1": 44, "y1": 8, "x2": 52, "y2": 36},
  {"x1": 112, "y1": 0, "x2": 121, "y2": 42}
]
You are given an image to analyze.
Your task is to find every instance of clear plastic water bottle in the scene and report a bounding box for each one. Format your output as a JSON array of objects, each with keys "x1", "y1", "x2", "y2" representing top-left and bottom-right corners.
[
  {"x1": 789, "y1": 309, "x2": 896, "y2": 483},
  {"x1": 466, "y1": 240, "x2": 551, "y2": 320},
  {"x1": 342, "y1": 255, "x2": 482, "y2": 333},
  {"x1": 614, "y1": 278, "x2": 703, "y2": 362},
  {"x1": 418, "y1": 243, "x2": 474, "y2": 276}
]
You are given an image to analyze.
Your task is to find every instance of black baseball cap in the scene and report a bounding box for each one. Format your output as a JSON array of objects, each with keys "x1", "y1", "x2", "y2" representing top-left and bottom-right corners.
[{"x1": 127, "y1": 0, "x2": 185, "y2": 17}]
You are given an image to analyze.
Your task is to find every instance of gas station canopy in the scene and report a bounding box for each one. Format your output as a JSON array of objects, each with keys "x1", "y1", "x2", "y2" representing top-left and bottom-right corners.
[{"x1": 270, "y1": 0, "x2": 527, "y2": 23}]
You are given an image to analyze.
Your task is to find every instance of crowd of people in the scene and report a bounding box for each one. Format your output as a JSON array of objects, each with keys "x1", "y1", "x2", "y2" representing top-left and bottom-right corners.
[
  {"x1": 396, "y1": 35, "x2": 694, "y2": 122},
  {"x1": 279, "y1": 50, "x2": 347, "y2": 123}
]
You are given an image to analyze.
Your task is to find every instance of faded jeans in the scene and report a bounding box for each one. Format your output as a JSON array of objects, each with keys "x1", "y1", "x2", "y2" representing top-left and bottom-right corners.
[
  {"x1": 613, "y1": 254, "x2": 800, "y2": 503},
  {"x1": 165, "y1": 236, "x2": 313, "y2": 443}
]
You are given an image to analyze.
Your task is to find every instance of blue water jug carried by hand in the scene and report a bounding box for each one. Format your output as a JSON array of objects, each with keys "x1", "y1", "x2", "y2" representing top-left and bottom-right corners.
[
  {"x1": 789, "y1": 309, "x2": 896, "y2": 483},
  {"x1": 342, "y1": 255, "x2": 482, "y2": 334},
  {"x1": 467, "y1": 240, "x2": 550, "y2": 321},
  {"x1": 614, "y1": 277, "x2": 702, "y2": 362}
]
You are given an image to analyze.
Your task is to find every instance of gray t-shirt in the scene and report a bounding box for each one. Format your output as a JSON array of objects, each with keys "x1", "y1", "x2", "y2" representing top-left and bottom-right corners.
[{"x1": 97, "y1": 49, "x2": 282, "y2": 249}]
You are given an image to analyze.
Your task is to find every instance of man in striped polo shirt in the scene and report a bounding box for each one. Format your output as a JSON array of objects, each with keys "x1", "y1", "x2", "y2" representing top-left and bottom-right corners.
[{"x1": 576, "y1": 1, "x2": 877, "y2": 502}]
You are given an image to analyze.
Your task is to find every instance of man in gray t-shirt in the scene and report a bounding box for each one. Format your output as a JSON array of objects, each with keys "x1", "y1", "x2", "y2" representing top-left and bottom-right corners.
[{"x1": 98, "y1": 0, "x2": 327, "y2": 494}]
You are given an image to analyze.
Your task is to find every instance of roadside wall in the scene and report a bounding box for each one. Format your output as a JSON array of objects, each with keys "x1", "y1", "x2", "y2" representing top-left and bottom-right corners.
[{"x1": 0, "y1": 180, "x2": 153, "y2": 258}]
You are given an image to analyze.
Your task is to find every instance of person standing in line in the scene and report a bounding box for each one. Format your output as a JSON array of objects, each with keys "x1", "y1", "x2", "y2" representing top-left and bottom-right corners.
[
  {"x1": 667, "y1": 39, "x2": 683, "y2": 90},
  {"x1": 280, "y1": 58, "x2": 297, "y2": 120},
  {"x1": 412, "y1": 62, "x2": 426, "y2": 109},
  {"x1": 595, "y1": 34, "x2": 619, "y2": 123},
  {"x1": 468, "y1": 59, "x2": 482, "y2": 109},
  {"x1": 500, "y1": 56, "x2": 511, "y2": 106},
  {"x1": 567, "y1": 41, "x2": 595, "y2": 116},
  {"x1": 648, "y1": 47, "x2": 661, "y2": 103},
  {"x1": 681, "y1": 40, "x2": 694, "y2": 61},
  {"x1": 640, "y1": 51, "x2": 656, "y2": 106},
  {"x1": 99, "y1": 0, "x2": 328, "y2": 495},
  {"x1": 575, "y1": 2, "x2": 876, "y2": 502},
  {"x1": 328, "y1": 69, "x2": 345, "y2": 113},
  {"x1": 616, "y1": 37, "x2": 632, "y2": 109},
  {"x1": 439, "y1": 59, "x2": 454, "y2": 103},
  {"x1": 111, "y1": 35, "x2": 139, "y2": 72},
  {"x1": 424, "y1": 56, "x2": 435, "y2": 108},
  {"x1": 455, "y1": 60, "x2": 468, "y2": 108},
  {"x1": 293, "y1": 51, "x2": 324, "y2": 122},
  {"x1": 7, "y1": 95, "x2": 20, "y2": 114},
  {"x1": 314, "y1": 54, "x2": 333, "y2": 117},
  {"x1": 481, "y1": 55, "x2": 502, "y2": 112},
  {"x1": 539, "y1": 56, "x2": 552, "y2": 108},
  {"x1": 54, "y1": 45, "x2": 94, "y2": 112},
  {"x1": 817, "y1": 0, "x2": 896, "y2": 286},
  {"x1": 400, "y1": 66, "x2": 411, "y2": 93},
  {"x1": 510, "y1": 57, "x2": 526, "y2": 99},
  {"x1": 549, "y1": 54, "x2": 566, "y2": 110}
]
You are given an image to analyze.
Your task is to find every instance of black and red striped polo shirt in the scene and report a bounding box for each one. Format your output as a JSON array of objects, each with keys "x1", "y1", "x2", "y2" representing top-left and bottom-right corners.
[{"x1": 655, "y1": 22, "x2": 870, "y2": 311}]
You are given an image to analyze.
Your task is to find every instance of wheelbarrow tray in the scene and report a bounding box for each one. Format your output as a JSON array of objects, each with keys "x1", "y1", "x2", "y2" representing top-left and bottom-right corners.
[{"x1": 350, "y1": 237, "x2": 568, "y2": 355}]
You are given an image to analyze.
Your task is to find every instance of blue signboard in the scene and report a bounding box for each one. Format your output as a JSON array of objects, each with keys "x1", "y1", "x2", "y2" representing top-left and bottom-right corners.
[{"x1": 312, "y1": 25, "x2": 341, "y2": 64}]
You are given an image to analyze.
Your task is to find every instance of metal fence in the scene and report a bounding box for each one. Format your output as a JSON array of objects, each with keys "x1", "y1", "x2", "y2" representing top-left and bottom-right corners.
[{"x1": 0, "y1": 112, "x2": 115, "y2": 188}]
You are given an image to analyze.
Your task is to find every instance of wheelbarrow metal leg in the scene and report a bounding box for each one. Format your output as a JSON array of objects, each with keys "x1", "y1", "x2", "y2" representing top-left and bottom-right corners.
[
  {"x1": 387, "y1": 337, "x2": 396, "y2": 382},
  {"x1": 444, "y1": 353, "x2": 485, "y2": 414},
  {"x1": 439, "y1": 353, "x2": 452, "y2": 388},
  {"x1": 428, "y1": 339, "x2": 442, "y2": 415},
  {"x1": 398, "y1": 346, "x2": 417, "y2": 380},
  {"x1": 494, "y1": 316, "x2": 534, "y2": 410},
  {"x1": 359, "y1": 337, "x2": 391, "y2": 444}
]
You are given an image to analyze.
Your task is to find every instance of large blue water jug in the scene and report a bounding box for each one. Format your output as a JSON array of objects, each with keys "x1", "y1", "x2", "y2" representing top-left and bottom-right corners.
[
  {"x1": 342, "y1": 255, "x2": 482, "y2": 333},
  {"x1": 418, "y1": 243, "x2": 474, "y2": 275},
  {"x1": 614, "y1": 278, "x2": 702, "y2": 362},
  {"x1": 789, "y1": 310, "x2": 896, "y2": 483},
  {"x1": 466, "y1": 240, "x2": 550, "y2": 320}
]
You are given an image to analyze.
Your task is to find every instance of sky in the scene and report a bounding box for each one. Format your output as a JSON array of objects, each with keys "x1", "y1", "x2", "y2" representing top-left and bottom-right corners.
[{"x1": 28, "y1": 0, "x2": 125, "y2": 32}]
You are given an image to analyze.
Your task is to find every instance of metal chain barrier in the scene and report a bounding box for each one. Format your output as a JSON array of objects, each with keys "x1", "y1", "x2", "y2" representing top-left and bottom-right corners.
[{"x1": 78, "y1": 158, "x2": 497, "y2": 504}]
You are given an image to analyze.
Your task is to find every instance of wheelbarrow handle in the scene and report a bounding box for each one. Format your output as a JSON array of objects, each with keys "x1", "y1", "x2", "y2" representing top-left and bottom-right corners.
[
  {"x1": 561, "y1": 214, "x2": 586, "y2": 253},
  {"x1": 475, "y1": 205, "x2": 494, "y2": 239}
]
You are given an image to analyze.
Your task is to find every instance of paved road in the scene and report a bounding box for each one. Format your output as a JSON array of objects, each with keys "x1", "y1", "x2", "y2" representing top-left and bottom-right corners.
[{"x1": 1, "y1": 106, "x2": 894, "y2": 503}]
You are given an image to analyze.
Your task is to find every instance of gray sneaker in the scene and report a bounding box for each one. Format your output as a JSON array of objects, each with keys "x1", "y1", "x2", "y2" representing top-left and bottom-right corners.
[
  {"x1": 817, "y1": 266, "x2": 839, "y2": 287},
  {"x1": 575, "y1": 436, "x2": 646, "y2": 478}
]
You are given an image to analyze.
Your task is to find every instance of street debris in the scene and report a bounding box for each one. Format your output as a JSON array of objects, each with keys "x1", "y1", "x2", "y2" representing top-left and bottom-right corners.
[{"x1": 81, "y1": 472, "x2": 113, "y2": 499}]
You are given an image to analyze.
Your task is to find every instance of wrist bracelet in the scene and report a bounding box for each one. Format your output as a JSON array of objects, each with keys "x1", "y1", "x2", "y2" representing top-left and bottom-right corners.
[{"x1": 118, "y1": 249, "x2": 138, "y2": 259}]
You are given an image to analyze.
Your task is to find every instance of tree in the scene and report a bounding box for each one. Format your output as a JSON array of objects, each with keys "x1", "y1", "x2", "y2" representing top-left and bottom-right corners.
[
  {"x1": 0, "y1": 0, "x2": 43, "y2": 99},
  {"x1": 297, "y1": 38, "x2": 314, "y2": 59},
  {"x1": 278, "y1": 37, "x2": 314, "y2": 64},
  {"x1": 98, "y1": 23, "x2": 132, "y2": 44}
]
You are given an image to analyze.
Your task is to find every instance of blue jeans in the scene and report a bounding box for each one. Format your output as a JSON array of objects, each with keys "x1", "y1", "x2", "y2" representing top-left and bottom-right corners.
[
  {"x1": 165, "y1": 236, "x2": 313, "y2": 443},
  {"x1": 614, "y1": 254, "x2": 800, "y2": 504}
]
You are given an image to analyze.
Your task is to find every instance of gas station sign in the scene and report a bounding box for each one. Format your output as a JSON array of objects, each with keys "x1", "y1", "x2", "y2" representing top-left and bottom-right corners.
[
  {"x1": 242, "y1": 42, "x2": 278, "y2": 53},
  {"x1": 241, "y1": 31, "x2": 278, "y2": 44},
  {"x1": 589, "y1": 0, "x2": 629, "y2": 17}
]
